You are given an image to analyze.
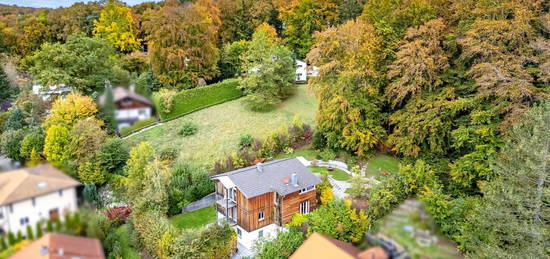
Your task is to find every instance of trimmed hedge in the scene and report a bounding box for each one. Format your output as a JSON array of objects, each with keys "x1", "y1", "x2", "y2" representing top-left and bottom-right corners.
[
  {"x1": 152, "y1": 79, "x2": 242, "y2": 121},
  {"x1": 119, "y1": 117, "x2": 157, "y2": 137}
]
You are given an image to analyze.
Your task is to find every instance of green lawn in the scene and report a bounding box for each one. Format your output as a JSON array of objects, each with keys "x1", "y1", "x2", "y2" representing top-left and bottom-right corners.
[
  {"x1": 366, "y1": 155, "x2": 401, "y2": 178},
  {"x1": 170, "y1": 206, "x2": 217, "y2": 229},
  {"x1": 310, "y1": 166, "x2": 352, "y2": 181},
  {"x1": 114, "y1": 224, "x2": 140, "y2": 259},
  {"x1": 124, "y1": 85, "x2": 317, "y2": 164},
  {"x1": 275, "y1": 148, "x2": 320, "y2": 160}
]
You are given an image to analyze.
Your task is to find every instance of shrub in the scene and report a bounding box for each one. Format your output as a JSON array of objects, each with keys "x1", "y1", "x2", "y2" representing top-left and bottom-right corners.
[
  {"x1": 153, "y1": 79, "x2": 242, "y2": 121},
  {"x1": 119, "y1": 117, "x2": 157, "y2": 137},
  {"x1": 318, "y1": 149, "x2": 337, "y2": 161},
  {"x1": 168, "y1": 162, "x2": 214, "y2": 215},
  {"x1": 159, "y1": 147, "x2": 178, "y2": 162},
  {"x1": 0, "y1": 129, "x2": 25, "y2": 161},
  {"x1": 156, "y1": 88, "x2": 177, "y2": 114},
  {"x1": 35, "y1": 222, "x2": 43, "y2": 238},
  {"x1": 104, "y1": 206, "x2": 132, "y2": 225},
  {"x1": 179, "y1": 121, "x2": 198, "y2": 137},
  {"x1": 238, "y1": 134, "x2": 254, "y2": 150},
  {"x1": 98, "y1": 139, "x2": 129, "y2": 176},
  {"x1": 25, "y1": 225, "x2": 34, "y2": 240},
  {"x1": 255, "y1": 228, "x2": 305, "y2": 259}
]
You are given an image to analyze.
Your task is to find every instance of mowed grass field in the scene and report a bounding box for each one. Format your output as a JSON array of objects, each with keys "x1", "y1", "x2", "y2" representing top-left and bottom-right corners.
[{"x1": 124, "y1": 85, "x2": 317, "y2": 164}]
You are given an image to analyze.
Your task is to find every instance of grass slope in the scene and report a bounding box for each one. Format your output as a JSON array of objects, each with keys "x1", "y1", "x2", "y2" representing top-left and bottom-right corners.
[
  {"x1": 124, "y1": 85, "x2": 317, "y2": 164},
  {"x1": 170, "y1": 206, "x2": 217, "y2": 229}
]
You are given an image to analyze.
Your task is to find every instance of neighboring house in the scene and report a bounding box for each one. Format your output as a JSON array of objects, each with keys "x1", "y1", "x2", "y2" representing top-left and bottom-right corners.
[
  {"x1": 10, "y1": 233, "x2": 104, "y2": 259},
  {"x1": 32, "y1": 84, "x2": 72, "y2": 101},
  {"x1": 211, "y1": 157, "x2": 322, "y2": 250},
  {"x1": 295, "y1": 60, "x2": 319, "y2": 82},
  {"x1": 308, "y1": 65, "x2": 319, "y2": 78},
  {"x1": 291, "y1": 232, "x2": 389, "y2": 259},
  {"x1": 295, "y1": 60, "x2": 308, "y2": 82},
  {"x1": 99, "y1": 86, "x2": 153, "y2": 130},
  {"x1": 0, "y1": 164, "x2": 80, "y2": 236}
]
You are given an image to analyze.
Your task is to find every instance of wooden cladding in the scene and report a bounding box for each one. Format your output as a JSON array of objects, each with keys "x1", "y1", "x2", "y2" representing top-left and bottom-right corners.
[
  {"x1": 236, "y1": 189, "x2": 274, "y2": 232},
  {"x1": 282, "y1": 190, "x2": 317, "y2": 224}
]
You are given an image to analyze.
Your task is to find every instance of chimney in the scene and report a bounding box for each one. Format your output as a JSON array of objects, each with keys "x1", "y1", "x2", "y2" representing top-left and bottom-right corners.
[
  {"x1": 256, "y1": 163, "x2": 263, "y2": 173},
  {"x1": 291, "y1": 173, "x2": 298, "y2": 186}
]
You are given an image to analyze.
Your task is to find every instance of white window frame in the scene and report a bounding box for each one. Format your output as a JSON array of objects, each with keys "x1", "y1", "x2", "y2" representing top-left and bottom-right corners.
[
  {"x1": 237, "y1": 227, "x2": 242, "y2": 239},
  {"x1": 300, "y1": 200, "x2": 310, "y2": 214},
  {"x1": 258, "y1": 211, "x2": 265, "y2": 221}
]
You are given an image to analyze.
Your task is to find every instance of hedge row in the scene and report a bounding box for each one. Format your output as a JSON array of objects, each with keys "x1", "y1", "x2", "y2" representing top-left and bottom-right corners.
[
  {"x1": 119, "y1": 117, "x2": 158, "y2": 137},
  {"x1": 153, "y1": 79, "x2": 242, "y2": 121}
]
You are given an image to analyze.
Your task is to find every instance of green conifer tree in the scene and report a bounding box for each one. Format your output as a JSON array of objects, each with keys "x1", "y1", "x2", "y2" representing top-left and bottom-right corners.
[
  {"x1": 36, "y1": 221, "x2": 43, "y2": 238},
  {"x1": 46, "y1": 220, "x2": 53, "y2": 232},
  {"x1": 0, "y1": 236, "x2": 7, "y2": 251},
  {"x1": 7, "y1": 232, "x2": 15, "y2": 246},
  {"x1": 26, "y1": 225, "x2": 34, "y2": 240}
]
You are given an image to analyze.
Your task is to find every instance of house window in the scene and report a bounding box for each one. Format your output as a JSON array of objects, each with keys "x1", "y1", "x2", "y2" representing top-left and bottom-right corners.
[
  {"x1": 259, "y1": 230, "x2": 264, "y2": 238},
  {"x1": 138, "y1": 109, "x2": 146, "y2": 115},
  {"x1": 299, "y1": 185, "x2": 315, "y2": 194},
  {"x1": 32, "y1": 198, "x2": 36, "y2": 207},
  {"x1": 20, "y1": 217, "x2": 29, "y2": 226},
  {"x1": 300, "y1": 200, "x2": 310, "y2": 214},
  {"x1": 59, "y1": 190, "x2": 63, "y2": 197},
  {"x1": 9, "y1": 204, "x2": 13, "y2": 213},
  {"x1": 258, "y1": 211, "x2": 265, "y2": 221},
  {"x1": 237, "y1": 228, "x2": 242, "y2": 239}
]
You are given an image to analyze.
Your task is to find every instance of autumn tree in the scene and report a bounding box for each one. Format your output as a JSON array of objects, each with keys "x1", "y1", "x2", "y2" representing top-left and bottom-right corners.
[
  {"x1": 144, "y1": 0, "x2": 220, "y2": 89},
  {"x1": 306, "y1": 19, "x2": 386, "y2": 156},
  {"x1": 43, "y1": 93, "x2": 99, "y2": 130},
  {"x1": 240, "y1": 26, "x2": 295, "y2": 110},
  {"x1": 0, "y1": 64, "x2": 13, "y2": 100},
  {"x1": 48, "y1": 2, "x2": 102, "y2": 41},
  {"x1": 386, "y1": 18, "x2": 449, "y2": 106},
  {"x1": 279, "y1": 0, "x2": 342, "y2": 58},
  {"x1": 93, "y1": 0, "x2": 141, "y2": 52}
]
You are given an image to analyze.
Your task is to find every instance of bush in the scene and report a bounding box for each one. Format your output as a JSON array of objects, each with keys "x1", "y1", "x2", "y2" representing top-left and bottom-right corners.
[
  {"x1": 153, "y1": 79, "x2": 242, "y2": 121},
  {"x1": 168, "y1": 162, "x2": 214, "y2": 215},
  {"x1": 104, "y1": 206, "x2": 132, "y2": 225},
  {"x1": 156, "y1": 88, "x2": 177, "y2": 114},
  {"x1": 255, "y1": 228, "x2": 305, "y2": 259},
  {"x1": 159, "y1": 147, "x2": 178, "y2": 162},
  {"x1": 238, "y1": 134, "x2": 254, "y2": 150},
  {"x1": 98, "y1": 139, "x2": 129, "y2": 176},
  {"x1": 179, "y1": 121, "x2": 198, "y2": 137},
  {"x1": 119, "y1": 117, "x2": 157, "y2": 137}
]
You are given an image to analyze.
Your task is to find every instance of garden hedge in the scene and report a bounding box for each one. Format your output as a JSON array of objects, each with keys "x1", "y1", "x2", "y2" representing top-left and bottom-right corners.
[{"x1": 153, "y1": 79, "x2": 242, "y2": 121}]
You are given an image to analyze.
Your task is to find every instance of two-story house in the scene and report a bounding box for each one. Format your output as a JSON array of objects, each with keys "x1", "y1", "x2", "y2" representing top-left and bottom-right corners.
[
  {"x1": 211, "y1": 157, "x2": 322, "y2": 250},
  {"x1": 99, "y1": 86, "x2": 153, "y2": 130},
  {"x1": 0, "y1": 164, "x2": 80, "y2": 236}
]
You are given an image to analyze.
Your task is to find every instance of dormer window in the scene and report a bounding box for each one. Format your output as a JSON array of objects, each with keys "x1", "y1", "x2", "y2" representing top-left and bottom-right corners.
[{"x1": 299, "y1": 185, "x2": 315, "y2": 194}]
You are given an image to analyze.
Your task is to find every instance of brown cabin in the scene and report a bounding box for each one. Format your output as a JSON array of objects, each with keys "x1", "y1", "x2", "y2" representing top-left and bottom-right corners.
[{"x1": 211, "y1": 157, "x2": 322, "y2": 249}]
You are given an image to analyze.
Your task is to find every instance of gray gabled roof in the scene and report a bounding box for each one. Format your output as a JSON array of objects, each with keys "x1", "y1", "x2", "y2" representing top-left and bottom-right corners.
[{"x1": 212, "y1": 157, "x2": 322, "y2": 198}]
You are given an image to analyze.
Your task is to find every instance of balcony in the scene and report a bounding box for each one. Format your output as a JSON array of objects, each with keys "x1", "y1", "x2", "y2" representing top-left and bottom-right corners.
[{"x1": 215, "y1": 194, "x2": 236, "y2": 209}]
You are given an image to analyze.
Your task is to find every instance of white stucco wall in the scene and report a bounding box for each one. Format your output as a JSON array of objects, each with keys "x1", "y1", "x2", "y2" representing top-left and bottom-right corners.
[
  {"x1": 236, "y1": 223, "x2": 281, "y2": 251},
  {"x1": 0, "y1": 187, "x2": 78, "y2": 236},
  {"x1": 295, "y1": 60, "x2": 308, "y2": 82},
  {"x1": 115, "y1": 107, "x2": 152, "y2": 122}
]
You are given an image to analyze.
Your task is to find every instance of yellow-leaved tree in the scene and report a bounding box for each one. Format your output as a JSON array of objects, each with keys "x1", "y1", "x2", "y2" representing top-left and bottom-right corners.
[{"x1": 93, "y1": 0, "x2": 141, "y2": 52}]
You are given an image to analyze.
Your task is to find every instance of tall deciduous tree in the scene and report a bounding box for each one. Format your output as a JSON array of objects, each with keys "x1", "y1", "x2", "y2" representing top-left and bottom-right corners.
[
  {"x1": 43, "y1": 93, "x2": 99, "y2": 130},
  {"x1": 24, "y1": 35, "x2": 116, "y2": 95},
  {"x1": 93, "y1": 0, "x2": 141, "y2": 52},
  {"x1": 386, "y1": 18, "x2": 449, "y2": 107},
  {"x1": 144, "y1": 0, "x2": 220, "y2": 89},
  {"x1": 307, "y1": 19, "x2": 386, "y2": 156},
  {"x1": 240, "y1": 25, "x2": 294, "y2": 111},
  {"x1": 279, "y1": 0, "x2": 342, "y2": 58},
  {"x1": 466, "y1": 102, "x2": 550, "y2": 258}
]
